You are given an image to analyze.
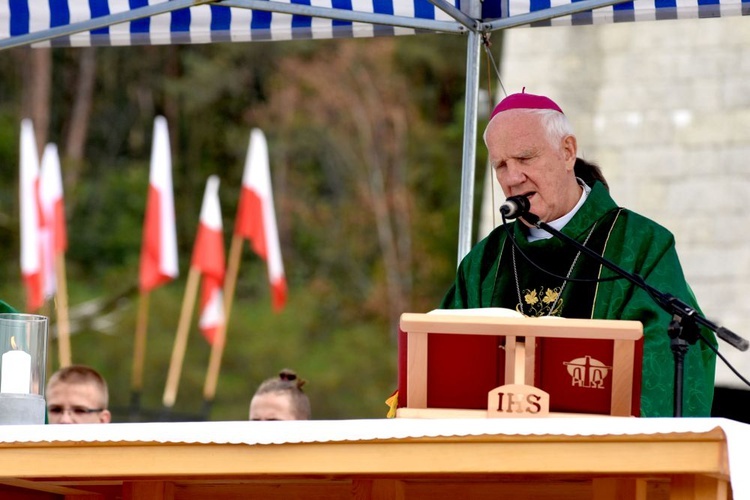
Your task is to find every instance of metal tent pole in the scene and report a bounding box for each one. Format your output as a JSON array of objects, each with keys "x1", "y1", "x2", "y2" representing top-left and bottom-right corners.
[{"x1": 456, "y1": 25, "x2": 482, "y2": 263}]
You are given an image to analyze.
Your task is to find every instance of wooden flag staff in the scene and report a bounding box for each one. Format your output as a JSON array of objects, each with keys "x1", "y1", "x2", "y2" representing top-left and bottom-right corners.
[
  {"x1": 130, "y1": 291, "x2": 150, "y2": 408},
  {"x1": 54, "y1": 254, "x2": 72, "y2": 367},
  {"x1": 162, "y1": 267, "x2": 201, "y2": 409},
  {"x1": 202, "y1": 234, "x2": 243, "y2": 410}
]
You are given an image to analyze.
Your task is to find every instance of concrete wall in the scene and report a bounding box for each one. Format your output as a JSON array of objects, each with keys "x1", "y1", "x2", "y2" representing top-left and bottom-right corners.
[{"x1": 486, "y1": 16, "x2": 750, "y2": 388}]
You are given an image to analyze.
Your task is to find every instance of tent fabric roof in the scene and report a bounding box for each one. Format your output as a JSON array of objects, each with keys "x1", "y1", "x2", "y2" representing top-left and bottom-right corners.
[
  {"x1": 0, "y1": 0, "x2": 462, "y2": 48},
  {"x1": 503, "y1": 0, "x2": 748, "y2": 26},
  {"x1": 1, "y1": 0, "x2": 747, "y2": 50}
]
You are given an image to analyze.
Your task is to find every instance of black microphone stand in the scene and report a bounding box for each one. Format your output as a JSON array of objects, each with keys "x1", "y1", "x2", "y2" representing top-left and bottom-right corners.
[{"x1": 517, "y1": 212, "x2": 749, "y2": 417}]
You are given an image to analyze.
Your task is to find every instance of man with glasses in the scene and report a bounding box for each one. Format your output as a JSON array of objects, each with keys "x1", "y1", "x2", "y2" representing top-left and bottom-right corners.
[{"x1": 46, "y1": 365, "x2": 111, "y2": 424}]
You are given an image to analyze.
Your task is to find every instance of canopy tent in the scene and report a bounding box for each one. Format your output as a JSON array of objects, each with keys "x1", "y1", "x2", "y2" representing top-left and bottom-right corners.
[{"x1": 1, "y1": 0, "x2": 747, "y2": 262}]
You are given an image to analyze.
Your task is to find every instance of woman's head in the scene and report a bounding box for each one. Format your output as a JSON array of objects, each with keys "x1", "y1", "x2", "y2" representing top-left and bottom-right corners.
[{"x1": 249, "y1": 369, "x2": 311, "y2": 421}]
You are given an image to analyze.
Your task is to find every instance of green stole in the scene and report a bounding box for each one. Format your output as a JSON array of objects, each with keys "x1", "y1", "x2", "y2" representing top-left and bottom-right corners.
[{"x1": 492, "y1": 208, "x2": 622, "y2": 319}]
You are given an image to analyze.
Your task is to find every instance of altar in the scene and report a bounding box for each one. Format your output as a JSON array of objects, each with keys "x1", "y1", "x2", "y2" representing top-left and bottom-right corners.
[{"x1": 0, "y1": 417, "x2": 746, "y2": 499}]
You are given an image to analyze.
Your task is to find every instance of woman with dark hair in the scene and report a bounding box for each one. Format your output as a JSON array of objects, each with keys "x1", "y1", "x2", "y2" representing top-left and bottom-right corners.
[{"x1": 574, "y1": 157, "x2": 609, "y2": 191}]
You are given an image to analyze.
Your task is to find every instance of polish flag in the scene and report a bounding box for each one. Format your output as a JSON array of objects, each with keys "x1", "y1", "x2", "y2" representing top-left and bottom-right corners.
[
  {"x1": 192, "y1": 176, "x2": 226, "y2": 345},
  {"x1": 139, "y1": 116, "x2": 178, "y2": 293},
  {"x1": 234, "y1": 129, "x2": 287, "y2": 311},
  {"x1": 39, "y1": 143, "x2": 67, "y2": 299},
  {"x1": 19, "y1": 120, "x2": 44, "y2": 312}
]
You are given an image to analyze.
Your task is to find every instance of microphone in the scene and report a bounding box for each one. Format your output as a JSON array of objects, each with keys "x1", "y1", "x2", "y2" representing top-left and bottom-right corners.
[{"x1": 499, "y1": 195, "x2": 531, "y2": 219}]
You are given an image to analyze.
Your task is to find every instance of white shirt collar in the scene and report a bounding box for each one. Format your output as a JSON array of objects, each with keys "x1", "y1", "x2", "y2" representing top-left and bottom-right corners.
[{"x1": 527, "y1": 179, "x2": 591, "y2": 242}]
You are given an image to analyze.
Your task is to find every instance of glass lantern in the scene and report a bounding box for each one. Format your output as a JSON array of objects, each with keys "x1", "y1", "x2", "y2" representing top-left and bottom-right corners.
[{"x1": 0, "y1": 314, "x2": 48, "y2": 425}]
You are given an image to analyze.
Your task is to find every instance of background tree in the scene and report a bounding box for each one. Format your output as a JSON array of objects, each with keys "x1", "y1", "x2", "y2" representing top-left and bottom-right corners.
[{"x1": 252, "y1": 39, "x2": 416, "y2": 334}]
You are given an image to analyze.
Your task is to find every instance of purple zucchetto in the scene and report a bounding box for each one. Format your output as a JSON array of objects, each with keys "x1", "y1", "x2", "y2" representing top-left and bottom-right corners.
[{"x1": 490, "y1": 88, "x2": 564, "y2": 120}]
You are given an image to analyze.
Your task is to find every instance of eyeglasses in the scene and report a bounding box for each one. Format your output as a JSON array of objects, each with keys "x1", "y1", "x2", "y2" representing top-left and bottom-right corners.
[{"x1": 47, "y1": 405, "x2": 105, "y2": 417}]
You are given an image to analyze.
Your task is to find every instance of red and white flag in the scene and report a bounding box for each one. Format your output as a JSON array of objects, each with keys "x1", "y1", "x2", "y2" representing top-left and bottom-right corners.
[
  {"x1": 19, "y1": 120, "x2": 44, "y2": 312},
  {"x1": 192, "y1": 176, "x2": 226, "y2": 345},
  {"x1": 234, "y1": 129, "x2": 287, "y2": 311},
  {"x1": 139, "y1": 116, "x2": 179, "y2": 293},
  {"x1": 39, "y1": 143, "x2": 67, "y2": 299}
]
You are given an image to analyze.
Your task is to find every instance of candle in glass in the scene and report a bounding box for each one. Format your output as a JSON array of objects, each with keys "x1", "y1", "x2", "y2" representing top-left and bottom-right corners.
[{"x1": 1, "y1": 337, "x2": 31, "y2": 394}]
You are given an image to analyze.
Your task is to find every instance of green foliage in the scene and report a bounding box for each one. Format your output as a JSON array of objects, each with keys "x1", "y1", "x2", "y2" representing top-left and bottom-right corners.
[{"x1": 67, "y1": 161, "x2": 148, "y2": 275}]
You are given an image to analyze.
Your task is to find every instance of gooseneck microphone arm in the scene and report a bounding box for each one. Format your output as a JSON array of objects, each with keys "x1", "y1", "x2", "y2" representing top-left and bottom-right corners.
[{"x1": 517, "y1": 211, "x2": 748, "y2": 417}]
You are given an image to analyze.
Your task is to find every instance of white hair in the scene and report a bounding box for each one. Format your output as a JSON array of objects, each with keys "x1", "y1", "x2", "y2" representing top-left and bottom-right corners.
[{"x1": 484, "y1": 108, "x2": 575, "y2": 152}]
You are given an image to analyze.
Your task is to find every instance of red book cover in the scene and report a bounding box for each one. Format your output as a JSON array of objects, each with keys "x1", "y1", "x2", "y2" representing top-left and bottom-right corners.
[
  {"x1": 398, "y1": 329, "x2": 505, "y2": 410},
  {"x1": 535, "y1": 337, "x2": 643, "y2": 416}
]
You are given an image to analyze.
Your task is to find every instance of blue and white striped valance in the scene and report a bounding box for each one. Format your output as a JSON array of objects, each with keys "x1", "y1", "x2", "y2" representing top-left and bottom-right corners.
[
  {"x1": 0, "y1": 0, "x2": 461, "y2": 48},
  {"x1": 501, "y1": 0, "x2": 749, "y2": 27},
  {"x1": 1, "y1": 0, "x2": 748, "y2": 49}
]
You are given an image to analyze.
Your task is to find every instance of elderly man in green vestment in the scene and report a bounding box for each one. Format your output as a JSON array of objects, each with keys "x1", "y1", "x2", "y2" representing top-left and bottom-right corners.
[{"x1": 441, "y1": 91, "x2": 716, "y2": 417}]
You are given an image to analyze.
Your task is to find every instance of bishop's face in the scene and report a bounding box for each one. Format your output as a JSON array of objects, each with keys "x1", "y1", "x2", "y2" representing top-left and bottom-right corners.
[{"x1": 486, "y1": 109, "x2": 580, "y2": 223}]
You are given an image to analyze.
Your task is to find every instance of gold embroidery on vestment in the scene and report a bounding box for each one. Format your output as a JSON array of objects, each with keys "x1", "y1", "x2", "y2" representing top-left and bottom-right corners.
[{"x1": 516, "y1": 286, "x2": 564, "y2": 317}]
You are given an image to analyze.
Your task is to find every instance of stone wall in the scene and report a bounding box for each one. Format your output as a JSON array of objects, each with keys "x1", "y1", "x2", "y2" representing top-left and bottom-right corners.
[{"x1": 489, "y1": 16, "x2": 750, "y2": 388}]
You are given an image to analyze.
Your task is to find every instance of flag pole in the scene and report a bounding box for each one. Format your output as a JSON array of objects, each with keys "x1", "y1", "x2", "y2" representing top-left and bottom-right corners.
[
  {"x1": 129, "y1": 290, "x2": 150, "y2": 415},
  {"x1": 54, "y1": 253, "x2": 71, "y2": 367},
  {"x1": 162, "y1": 266, "x2": 201, "y2": 410},
  {"x1": 136, "y1": 116, "x2": 179, "y2": 416},
  {"x1": 201, "y1": 233, "x2": 243, "y2": 412}
]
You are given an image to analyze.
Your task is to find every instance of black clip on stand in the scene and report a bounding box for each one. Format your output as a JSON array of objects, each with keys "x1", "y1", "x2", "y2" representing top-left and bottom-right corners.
[{"x1": 519, "y1": 212, "x2": 749, "y2": 417}]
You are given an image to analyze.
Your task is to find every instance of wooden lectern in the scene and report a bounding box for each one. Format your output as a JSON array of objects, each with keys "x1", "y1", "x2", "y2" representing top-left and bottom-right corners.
[{"x1": 397, "y1": 310, "x2": 644, "y2": 418}]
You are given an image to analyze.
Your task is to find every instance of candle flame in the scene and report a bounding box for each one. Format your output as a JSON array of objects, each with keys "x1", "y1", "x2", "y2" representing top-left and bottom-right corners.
[{"x1": 10, "y1": 336, "x2": 17, "y2": 350}]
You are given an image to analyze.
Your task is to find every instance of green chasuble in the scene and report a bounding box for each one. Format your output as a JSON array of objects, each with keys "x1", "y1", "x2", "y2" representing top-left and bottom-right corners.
[
  {"x1": 0, "y1": 300, "x2": 17, "y2": 314},
  {"x1": 441, "y1": 181, "x2": 717, "y2": 417}
]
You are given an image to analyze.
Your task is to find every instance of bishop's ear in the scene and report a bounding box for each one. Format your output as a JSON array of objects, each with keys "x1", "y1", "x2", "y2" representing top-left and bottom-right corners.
[{"x1": 562, "y1": 134, "x2": 577, "y2": 170}]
